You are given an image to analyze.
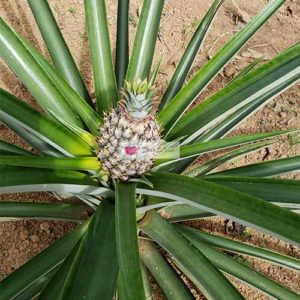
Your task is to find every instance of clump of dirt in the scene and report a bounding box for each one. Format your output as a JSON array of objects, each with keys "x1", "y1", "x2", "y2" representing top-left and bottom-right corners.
[{"x1": 0, "y1": 0, "x2": 299, "y2": 299}]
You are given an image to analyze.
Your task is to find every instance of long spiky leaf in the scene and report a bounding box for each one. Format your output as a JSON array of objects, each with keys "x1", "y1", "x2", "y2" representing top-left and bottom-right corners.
[
  {"x1": 115, "y1": 0, "x2": 129, "y2": 90},
  {"x1": 159, "y1": 0, "x2": 224, "y2": 110},
  {"x1": 158, "y1": 0, "x2": 286, "y2": 134},
  {"x1": 27, "y1": 0, "x2": 92, "y2": 104},
  {"x1": 0, "y1": 17, "x2": 84, "y2": 128},
  {"x1": 126, "y1": 0, "x2": 165, "y2": 81},
  {"x1": 85, "y1": 0, "x2": 118, "y2": 113}
]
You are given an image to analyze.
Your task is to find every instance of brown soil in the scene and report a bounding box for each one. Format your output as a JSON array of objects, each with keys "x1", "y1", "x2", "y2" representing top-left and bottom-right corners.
[{"x1": 0, "y1": 0, "x2": 299, "y2": 299}]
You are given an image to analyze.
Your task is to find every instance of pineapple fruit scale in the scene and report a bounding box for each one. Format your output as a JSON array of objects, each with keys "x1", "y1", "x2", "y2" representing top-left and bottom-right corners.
[{"x1": 97, "y1": 79, "x2": 161, "y2": 181}]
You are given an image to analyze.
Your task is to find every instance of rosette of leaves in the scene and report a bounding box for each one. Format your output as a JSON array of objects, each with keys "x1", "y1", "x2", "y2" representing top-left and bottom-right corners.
[{"x1": 0, "y1": 0, "x2": 300, "y2": 299}]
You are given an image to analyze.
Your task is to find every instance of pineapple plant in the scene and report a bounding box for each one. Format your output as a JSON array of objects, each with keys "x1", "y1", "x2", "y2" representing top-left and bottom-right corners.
[
  {"x1": 0, "y1": 0, "x2": 299, "y2": 299},
  {"x1": 98, "y1": 79, "x2": 161, "y2": 181}
]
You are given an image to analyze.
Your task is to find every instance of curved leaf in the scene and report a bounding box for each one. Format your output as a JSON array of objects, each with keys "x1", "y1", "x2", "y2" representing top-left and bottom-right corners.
[
  {"x1": 138, "y1": 173, "x2": 300, "y2": 245},
  {"x1": 204, "y1": 176, "x2": 300, "y2": 204}
]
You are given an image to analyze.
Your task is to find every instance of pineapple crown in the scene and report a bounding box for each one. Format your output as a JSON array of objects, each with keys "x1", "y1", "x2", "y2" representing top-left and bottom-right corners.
[{"x1": 121, "y1": 79, "x2": 156, "y2": 120}]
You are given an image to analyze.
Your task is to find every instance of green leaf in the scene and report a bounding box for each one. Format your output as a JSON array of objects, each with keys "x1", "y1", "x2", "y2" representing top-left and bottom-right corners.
[
  {"x1": 0, "y1": 139, "x2": 32, "y2": 156},
  {"x1": 117, "y1": 275, "x2": 127, "y2": 300},
  {"x1": 19, "y1": 37, "x2": 102, "y2": 135},
  {"x1": 141, "y1": 264, "x2": 153, "y2": 300},
  {"x1": 115, "y1": 182, "x2": 145, "y2": 300},
  {"x1": 208, "y1": 155, "x2": 300, "y2": 177},
  {"x1": 126, "y1": 0, "x2": 164, "y2": 81},
  {"x1": 0, "y1": 223, "x2": 88, "y2": 300},
  {"x1": 178, "y1": 75, "x2": 299, "y2": 173},
  {"x1": 167, "y1": 43, "x2": 300, "y2": 142},
  {"x1": 198, "y1": 88, "x2": 289, "y2": 143},
  {"x1": 175, "y1": 78, "x2": 299, "y2": 173},
  {"x1": 178, "y1": 226, "x2": 300, "y2": 271},
  {"x1": 85, "y1": 0, "x2": 118, "y2": 113},
  {"x1": 154, "y1": 130, "x2": 291, "y2": 168},
  {"x1": 178, "y1": 226, "x2": 300, "y2": 300},
  {"x1": 0, "y1": 202, "x2": 88, "y2": 222},
  {"x1": 204, "y1": 177, "x2": 300, "y2": 204},
  {"x1": 148, "y1": 53, "x2": 163, "y2": 87},
  {"x1": 115, "y1": 0, "x2": 129, "y2": 90},
  {"x1": 231, "y1": 56, "x2": 264, "y2": 82},
  {"x1": 0, "y1": 17, "x2": 83, "y2": 128},
  {"x1": 13, "y1": 269, "x2": 57, "y2": 300},
  {"x1": 159, "y1": 0, "x2": 224, "y2": 109},
  {"x1": 158, "y1": 204, "x2": 213, "y2": 222},
  {"x1": 157, "y1": 0, "x2": 287, "y2": 134},
  {"x1": 27, "y1": 0, "x2": 91, "y2": 104},
  {"x1": 140, "y1": 239, "x2": 194, "y2": 300},
  {"x1": 49, "y1": 113, "x2": 99, "y2": 149},
  {"x1": 57, "y1": 200, "x2": 118, "y2": 300},
  {"x1": 39, "y1": 242, "x2": 81, "y2": 300},
  {"x1": 0, "y1": 89, "x2": 93, "y2": 157},
  {"x1": 0, "y1": 156, "x2": 101, "y2": 171},
  {"x1": 0, "y1": 166, "x2": 100, "y2": 195},
  {"x1": 186, "y1": 140, "x2": 273, "y2": 176},
  {"x1": 138, "y1": 173, "x2": 300, "y2": 245},
  {"x1": 139, "y1": 210, "x2": 243, "y2": 299},
  {"x1": 1, "y1": 122, "x2": 62, "y2": 157}
]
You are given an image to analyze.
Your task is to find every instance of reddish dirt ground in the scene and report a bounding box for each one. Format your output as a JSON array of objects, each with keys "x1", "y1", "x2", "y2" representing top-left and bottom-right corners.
[{"x1": 0, "y1": 0, "x2": 299, "y2": 299}]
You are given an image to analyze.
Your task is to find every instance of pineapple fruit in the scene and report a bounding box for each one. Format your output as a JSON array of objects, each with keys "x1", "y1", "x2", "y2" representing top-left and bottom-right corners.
[{"x1": 97, "y1": 79, "x2": 161, "y2": 181}]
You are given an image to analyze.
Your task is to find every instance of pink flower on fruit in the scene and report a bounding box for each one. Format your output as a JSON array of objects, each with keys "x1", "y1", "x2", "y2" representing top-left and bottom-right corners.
[{"x1": 125, "y1": 146, "x2": 138, "y2": 156}]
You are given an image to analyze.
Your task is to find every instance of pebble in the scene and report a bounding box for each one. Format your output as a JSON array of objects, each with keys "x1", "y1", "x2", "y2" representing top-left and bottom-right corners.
[
  {"x1": 19, "y1": 230, "x2": 29, "y2": 241},
  {"x1": 278, "y1": 111, "x2": 287, "y2": 118},
  {"x1": 40, "y1": 222, "x2": 51, "y2": 233},
  {"x1": 30, "y1": 235, "x2": 39, "y2": 243}
]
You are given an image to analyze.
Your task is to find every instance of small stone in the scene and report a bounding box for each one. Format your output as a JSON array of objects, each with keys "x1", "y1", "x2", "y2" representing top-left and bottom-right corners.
[
  {"x1": 279, "y1": 111, "x2": 287, "y2": 118},
  {"x1": 30, "y1": 235, "x2": 39, "y2": 243},
  {"x1": 19, "y1": 230, "x2": 29, "y2": 241},
  {"x1": 40, "y1": 222, "x2": 50, "y2": 232},
  {"x1": 287, "y1": 118, "x2": 296, "y2": 126},
  {"x1": 224, "y1": 65, "x2": 236, "y2": 77}
]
